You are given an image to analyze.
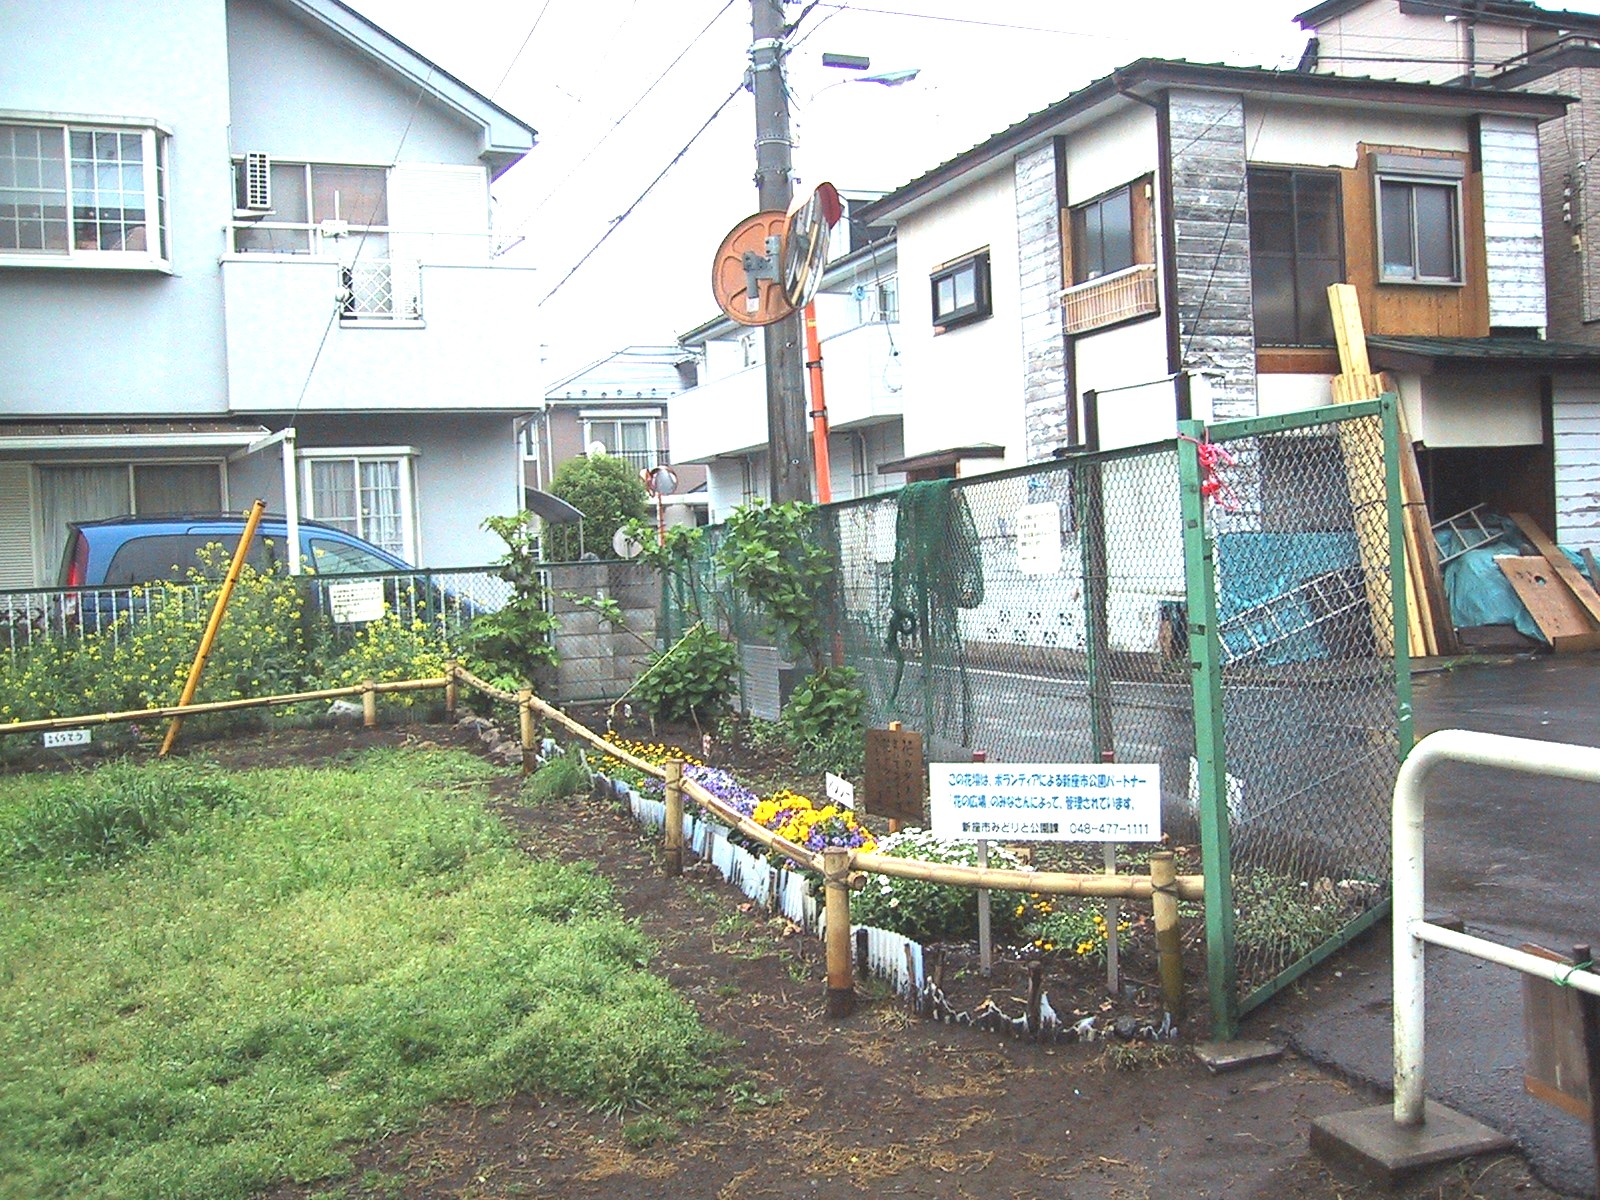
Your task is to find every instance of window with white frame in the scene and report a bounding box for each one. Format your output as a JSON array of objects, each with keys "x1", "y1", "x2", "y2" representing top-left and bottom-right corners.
[
  {"x1": 299, "y1": 451, "x2": 416, "y2": 562},
  {"x1": 1374, "y1": 155, "x2": 1464, "y2": 285},
  {"x1": 0, "y1": 118, "x2": 170, "y2": 268},
  {"x1": 583, "y1": 418, "x2": 656, "y2": 471}
]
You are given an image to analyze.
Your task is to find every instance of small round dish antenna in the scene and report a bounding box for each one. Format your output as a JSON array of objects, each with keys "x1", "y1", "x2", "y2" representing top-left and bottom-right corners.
[
  {"x1": 782, "y1": 182, "x2": 842, "y2": 309},
  {"x1": 612, "y1": 526, "x2": 644, "y2": 559},
  {"x1": 640, "y1": 465, "x2": 679, "y2": 496},
  {"x1": 711, "y1": 210, "x2": 795, "y2": 326},
  {"x1": 586, "y1": 440, "x2": 608, "y2": 457}
]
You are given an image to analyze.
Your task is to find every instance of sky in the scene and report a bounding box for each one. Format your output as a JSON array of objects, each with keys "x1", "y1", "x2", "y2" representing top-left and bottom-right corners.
[{"x1": 339, "y1": 0, "x2": 1596, "y2": 384}]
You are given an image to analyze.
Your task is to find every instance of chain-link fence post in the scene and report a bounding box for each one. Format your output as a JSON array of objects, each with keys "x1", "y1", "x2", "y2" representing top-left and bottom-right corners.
[
  {"x1": 1381, "y1": 394, "x2": 1416, "y2": 755},
  {"x1": 1076, "y1": 460, "x2": 1114, "y2": 759},
  {"x1": 1178, "y1": 418, "x2": 1239, "y2": 1040}
]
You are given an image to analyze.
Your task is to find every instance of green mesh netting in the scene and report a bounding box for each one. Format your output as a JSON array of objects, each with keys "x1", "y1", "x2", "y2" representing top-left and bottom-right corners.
[{"x1": 883, "y1": 480, "x2": 985, "y2": 739}]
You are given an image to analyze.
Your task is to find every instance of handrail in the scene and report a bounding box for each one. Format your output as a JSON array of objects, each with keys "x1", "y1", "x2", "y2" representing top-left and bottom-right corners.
[{"x1": 1393, "y1": 729, "x2": 1600, "y2": 1128}]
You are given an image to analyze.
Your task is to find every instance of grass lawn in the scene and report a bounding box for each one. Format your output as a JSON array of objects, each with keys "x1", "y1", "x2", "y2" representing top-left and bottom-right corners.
[{"x1": 0, "y1": 748, "x2": 718, "y2": 1200}]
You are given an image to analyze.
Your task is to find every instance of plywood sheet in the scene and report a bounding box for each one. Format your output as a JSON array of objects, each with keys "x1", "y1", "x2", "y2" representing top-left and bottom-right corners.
[
  {"x1": 1509, "y1": 512, "x2": 1600, "y2": 627},
  {"x1": 1496, "y1": 556, "x2": 1600, "y2": 652}
]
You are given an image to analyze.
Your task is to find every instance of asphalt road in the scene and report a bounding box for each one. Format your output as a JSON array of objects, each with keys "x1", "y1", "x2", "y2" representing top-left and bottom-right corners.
[{"x1": 1270, "y1": 655, "x2": 1600, "y2": 1195}]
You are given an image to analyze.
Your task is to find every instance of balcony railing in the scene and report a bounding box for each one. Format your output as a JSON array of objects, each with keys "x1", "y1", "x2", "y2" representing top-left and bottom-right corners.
[
  {"x1": 1063, "y1": 263, "x2": 1159, "y2": 334},
  {"x1": 340, "y1": 261, "x2": 422, "y2": 321},
  {"x1": 590, "y1": 448, "x2": 656, "y2": 471}
]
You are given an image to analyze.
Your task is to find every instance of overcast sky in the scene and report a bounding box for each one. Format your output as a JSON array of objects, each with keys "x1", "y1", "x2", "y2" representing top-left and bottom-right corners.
[{"x1": 341, "y1": 0, "x2": 1599, "y2": 383}]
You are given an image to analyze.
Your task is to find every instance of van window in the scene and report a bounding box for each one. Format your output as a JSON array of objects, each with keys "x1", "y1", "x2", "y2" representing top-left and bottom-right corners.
[
  {"x1": 308, "y1": 537, "x2": 396, "y2": 574},
  {"x1": 102, "y1": 536, "x2": 271, "y2": 585}
]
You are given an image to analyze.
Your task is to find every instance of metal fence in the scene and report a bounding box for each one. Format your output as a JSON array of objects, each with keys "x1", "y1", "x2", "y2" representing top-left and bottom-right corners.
[{"x1": 667, "y1": 397, "x2": 1408, "y2": 1035}]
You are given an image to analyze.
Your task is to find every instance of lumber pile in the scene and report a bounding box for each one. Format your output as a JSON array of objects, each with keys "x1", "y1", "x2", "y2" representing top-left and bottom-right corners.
[
  {"x1": 1326, "y1": 284, "x2": 1457, "y2": 658},
  {"x1": 1495, "y1": 513, "x2": 1600, "y2": 653}
]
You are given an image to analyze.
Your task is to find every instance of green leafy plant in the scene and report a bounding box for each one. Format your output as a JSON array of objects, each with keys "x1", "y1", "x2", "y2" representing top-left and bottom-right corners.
[
  {"x1": 714, "y1": 501, "x2": 834, "y2": 669},
  {"x1": 522, "y1": 749, "x2": 590, "y2": 805},
  {"x1": 781, "y1": 666, "x2": 863, "y2": 745},
  {"x1": 851, "y1": 829, "x2": 1022, "y2": 943},
  {"x1": 630, "y1": 624, "x2": 739, "y2": 725},
  {"x1": 467, "y1": 514, "x2": 559, "y2": 688},
  {"x1": 1015, "y1": 894, "x2": 1131, "y2": 961},
  {"x1": 546, "y1": 454, "x2": 649, "y2": 562},
  {"x1": 325, "y1": 614, "x2": 453, "y2": 710}
]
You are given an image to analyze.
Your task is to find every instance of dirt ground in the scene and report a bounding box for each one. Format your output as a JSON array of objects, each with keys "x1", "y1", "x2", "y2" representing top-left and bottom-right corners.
[{"x1": 103, "y1": 721, "x2": 1571, "y2": 1200}]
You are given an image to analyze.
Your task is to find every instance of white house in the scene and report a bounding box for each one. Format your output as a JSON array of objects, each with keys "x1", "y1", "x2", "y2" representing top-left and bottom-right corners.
[
  {"x1": 670, "y1": 225, "x2": 908, "y2": 519},
  {"x1": 853, "y1": 58, "x2": 1600, "y2": 547},
  {"x1": 0, "y1": 0, "x2": 539, "y2": 586}
]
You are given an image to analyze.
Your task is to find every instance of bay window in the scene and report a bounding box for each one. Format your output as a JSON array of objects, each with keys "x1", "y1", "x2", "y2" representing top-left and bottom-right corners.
[{"x1": 0, "y1": 117, "x2": 170, "y2": 268}]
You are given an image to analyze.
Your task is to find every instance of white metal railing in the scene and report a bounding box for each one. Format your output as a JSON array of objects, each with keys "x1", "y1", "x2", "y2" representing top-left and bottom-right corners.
[{"x1": 1392, "y1": 729, "x2": 1600, "y2": 1127}]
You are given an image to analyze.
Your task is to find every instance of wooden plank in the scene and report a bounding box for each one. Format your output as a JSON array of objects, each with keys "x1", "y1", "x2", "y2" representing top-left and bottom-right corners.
[
  {"x1": 1509, "y1": 513, "x2": 1600, "y2": 628},
  {"x1": 1522, "y1": 943, "x2": 1593, "y2": 1121},
  {"x1": 1496, "y1": 556, "x2": 1600, "y2": 652}
]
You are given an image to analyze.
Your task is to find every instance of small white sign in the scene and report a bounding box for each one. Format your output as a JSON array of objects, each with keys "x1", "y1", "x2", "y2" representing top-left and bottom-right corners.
[
  {"x1": 824, "y1": 772, "x2": 855, "y2": 810},
  {"x1": 327, "y1": 578, "x2": 386, "y2": 624},
  {"x1": 1014, "y1": 502, "x2": 1063, "y2": 576},
  {"x1": 43, "y1": 729, "x2": 91, "y2": 748},
  {"x1": 929, "y1": 762, "x2": 1162, "y2": 842}
]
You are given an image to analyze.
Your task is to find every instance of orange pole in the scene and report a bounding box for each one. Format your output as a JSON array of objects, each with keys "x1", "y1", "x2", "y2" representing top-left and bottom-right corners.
[
  {"x1": 159, "y1": 499, "x2": 267, "y2": 757},
  {"x1": 804, "y1": 300, "x2": 832, "y2": 503}
]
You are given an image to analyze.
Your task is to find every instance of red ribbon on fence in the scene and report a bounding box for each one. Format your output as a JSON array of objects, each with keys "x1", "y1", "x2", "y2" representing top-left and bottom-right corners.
[{"x1": 1179, "y1": 433, "x2": 1241, "y2": 512}]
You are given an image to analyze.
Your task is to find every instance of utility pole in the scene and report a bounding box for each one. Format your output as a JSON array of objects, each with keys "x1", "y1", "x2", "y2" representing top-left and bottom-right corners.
[{"x1": 749, "y1": 0, "x2": 812, "y2": 504}]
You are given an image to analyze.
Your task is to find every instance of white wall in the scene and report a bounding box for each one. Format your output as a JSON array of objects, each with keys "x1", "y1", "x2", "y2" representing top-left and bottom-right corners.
[
  {"x1": 896, "y1": 170, "x2": 1027, "y2": 474},
  {"x1": 227, "y1": 0, "x2": 484, "y2": 167},
  {"x1": 1414, "y1": 372, "x2": 1544, "y2": 446},
  {"x1": 1062, "y1": 103, "x2": 1158, "y2": 203},
  {"x1": 1257, "y1": 374, "x2": 1336, "y2": 418},
  {"x1": 1074, "y1": 319, "x2": 1174, "y2": 449},
  {"x1": 1553, "y1": 375, "x2": 1600, "y2": 553},
  {"x1": 1244, "y1": 99, "x2": 1471, "y2": 168},
  {"x1": 0, "y1": 0, "x2": 235, "y2": 416}
]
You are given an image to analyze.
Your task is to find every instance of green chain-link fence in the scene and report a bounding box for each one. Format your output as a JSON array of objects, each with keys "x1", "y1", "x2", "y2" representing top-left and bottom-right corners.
[{"x1": 665, "y1": 397, "x2": 1409, "y2": 1035}]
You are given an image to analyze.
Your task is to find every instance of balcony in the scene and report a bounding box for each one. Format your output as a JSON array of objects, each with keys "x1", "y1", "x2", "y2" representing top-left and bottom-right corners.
[
  {"x1": 222, "y1": 256, "x2": 539, "y2": 412},
  {"x1": 670, "y1": 320, "x2": 903, "y2": 463},
  {"x1": 1062, "y1": 263, "x2": 1159, "y2": 335}
]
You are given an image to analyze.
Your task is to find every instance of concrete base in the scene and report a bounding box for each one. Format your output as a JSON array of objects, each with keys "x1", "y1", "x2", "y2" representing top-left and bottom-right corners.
[
  {"x1": 1192, "y1": 1040, "x2": 1284, "y2": 1073},
  {"x1": 1310, "y1": 1101, "x2": 1515, "y2": 1186}
]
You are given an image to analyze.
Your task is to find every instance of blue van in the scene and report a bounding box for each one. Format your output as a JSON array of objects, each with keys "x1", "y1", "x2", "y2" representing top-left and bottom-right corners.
[{"x1": 58, "y1": 514, "x2": 411, "y2": 588}]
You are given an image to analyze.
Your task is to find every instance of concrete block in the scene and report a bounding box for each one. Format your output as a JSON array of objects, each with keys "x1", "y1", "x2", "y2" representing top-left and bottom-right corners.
[
  {"x1": 1310, "y1": 1102, "x2": 1514, "y2": 1187},
  {"x1": 557, "y1": 633, "x2": 608, "y2": 660},
  {"x1": 1192, "y1": 1040, "x2": 1284, "y2": 1073}
]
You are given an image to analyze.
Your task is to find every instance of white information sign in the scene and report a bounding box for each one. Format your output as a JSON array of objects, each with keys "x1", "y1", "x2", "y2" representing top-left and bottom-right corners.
[
  {"x1": 928, "y1": 762, "x2": 1162, "y2": 842},
  {"x1": 824, "y1": 772, "x2": 855, "y2": 810},
  {"x1": 1014, "y1": 502, "x2": 1062, "y2": 576},
  {"x1": 327, "y1": 578, "x2": 386, "y2": 624},
  {"x1": 43, "y1": 729, "x2": 91, "y2": 748}
]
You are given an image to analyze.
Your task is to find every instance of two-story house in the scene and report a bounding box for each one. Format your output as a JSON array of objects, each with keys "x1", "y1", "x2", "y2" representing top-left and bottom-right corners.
[
  {"x1": 0, "y1": 0, "x2": 538, "y2": 587},
  {"x1": 526, "y1": 346, "x2": 708, "y2": 529},
  {"x1": 1296, "y1": 0, "x2": 1600, "y2": 549},
  {"x1": 854, "y1": 58, "x2": 1600, "y2": 547},
  {"x1": 669, "y1": 224, "x2": 908, "y2": 519}
]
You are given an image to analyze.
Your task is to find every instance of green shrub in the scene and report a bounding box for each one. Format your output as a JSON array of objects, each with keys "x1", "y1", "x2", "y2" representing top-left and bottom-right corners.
[
  {"x1": 545, "y1": 455, "x2": 649, "y2": 562},
  {"x1": 851, "y1": 829, "x2": 1022, "y2": 943},
  {"x1": 468, "y1": 514, "x2": 559, "y2": 688},
  {"x1": 632, "y1": 625, "x2": 738, "y2": 725},
  {"x1": 522, "y1": 750, "x2": 589, "y2": 805},
  {"x1": 1, "y1": 761, "x2": 244, "y2": 872},
  {"x1": 325, "y1": 614, "x2": 453, "y2": 710},
  {"x1": 714, "y1": 501, "x2": 834, "y2": 669}
]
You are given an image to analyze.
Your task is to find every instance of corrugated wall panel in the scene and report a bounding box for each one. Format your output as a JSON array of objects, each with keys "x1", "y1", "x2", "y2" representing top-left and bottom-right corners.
[
  {"x1": 1479, "y1": 116, "x2": 1547, "y2": 330},
  {"x1": 0, "y1": 465, "x2": 38, "y2": 589}
]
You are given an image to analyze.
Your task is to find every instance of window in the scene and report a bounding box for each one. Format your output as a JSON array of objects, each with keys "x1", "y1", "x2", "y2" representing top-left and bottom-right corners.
[
  {"x1": 1072, "y1": 186, "x2": 1134, "y2": 283},
  {"x1": 37, "y1": 462, "x2": 223, "y2": 573},
  {"x1": 1373, "y1": 155, "x2": 1464, "y2": 285},
  {"x1": 306, "y1": 537, "x2": 395, "y2": 573},
  {"x1": 0, "y1": 119, "x2": 169, "y2": 268},
  {"x1": 300, "y1": 452, "x2": 415, "y2": 561},
  {"x1": 1248, "y1": 168, "x2": 1344, "y2": 345},
  {"x1": 856, "y1": 276, "x2": 898, "y2": 325},
  {"x1": 930, "y1": 249, "x2": 991, "y2": 331},
  {"x1": 584, "y1": 418, "x2": 656, "y2": 471},
  {"x1": 230, "y1": 161, "x2": 388, "y2": 254}
]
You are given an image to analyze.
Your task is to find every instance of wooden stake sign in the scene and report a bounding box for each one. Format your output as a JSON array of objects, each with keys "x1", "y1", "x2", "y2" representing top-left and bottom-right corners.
[{"x1": 864, "y1": 725, "x2": 923, "y2": 824}]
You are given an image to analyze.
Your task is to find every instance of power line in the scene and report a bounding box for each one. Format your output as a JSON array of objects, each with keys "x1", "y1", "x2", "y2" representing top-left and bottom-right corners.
[
  {"x1": 498, "y1": 0, "x2": 739, "y2": 249},
  {"x1": 811, "y1": 2, "x2": 1144, "y2": 43},
  {"x1": 538, "y1": 80, "x2": 746, "y2": 306},
  {"x1": 489, "y1": 0, "x2": 557, "y2": 99}
]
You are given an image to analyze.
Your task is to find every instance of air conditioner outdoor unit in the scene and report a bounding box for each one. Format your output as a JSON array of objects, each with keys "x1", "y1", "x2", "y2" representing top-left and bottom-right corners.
[{"x1": 243, "y1": 152, "x2": 272, "y2": 211}]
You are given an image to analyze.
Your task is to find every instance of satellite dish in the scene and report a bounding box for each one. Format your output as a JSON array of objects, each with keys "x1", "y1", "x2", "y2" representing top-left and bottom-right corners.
[
  {"x1": 782, "y1": 182, "x2": 842, "y2": 309},
  {"x1": 711, "y1": 210, "x2": 795, "y2": 327},
  {"x1": 587, "y1": 440, "x2": 608, "y2": 457},
  {"x1": 613, "y1": 527, "x2": 644, "y2": 559}
]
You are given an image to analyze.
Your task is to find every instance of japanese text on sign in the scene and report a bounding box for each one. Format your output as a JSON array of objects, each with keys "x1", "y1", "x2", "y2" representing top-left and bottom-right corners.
[
  {"x1": 928, "y1": 763, "x2": 1162, "y2": 842},
  {"x1": 327, "y1": 579, "x2": 386, "y2": 624}
]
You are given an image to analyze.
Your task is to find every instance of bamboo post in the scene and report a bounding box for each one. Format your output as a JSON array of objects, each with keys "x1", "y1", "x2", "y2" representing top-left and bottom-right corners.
[
  {"x1": 159, "y1": 498, "x2": 266, "y2": 757},
  {"x1": 1151, "y1": 849, "x2": 1185, "y2": 1021},
  {"x1": 362, "y1": 679, "x2": 377, "y2": 729},
  {"x1": 973, "y1": 749, "x2": 992, "y2": 977},
  {"x1": 444, "y1": 660, "x2": 458, "y2": 721},
  {"x1": 663, "y1": 759, "x2": 684, "y2": 877},
  {"x1": 1026, "y1": 960, "x2": 1044, "y2": 1040},
  {"x1": 887, "y1": 720, "x2": 903, "y2": 835},
  {"x1": 823, "y1": 846, "x2": 855, "y2": 1017},
  {"x1": 517, "y1": 688, "x2": 536, "y2": 775}
]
